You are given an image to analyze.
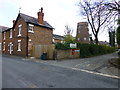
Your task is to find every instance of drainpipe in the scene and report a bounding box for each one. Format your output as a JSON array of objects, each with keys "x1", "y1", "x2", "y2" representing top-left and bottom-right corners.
[{"x1": 26, "y1": 23, "x2": 28, "y2": 57}]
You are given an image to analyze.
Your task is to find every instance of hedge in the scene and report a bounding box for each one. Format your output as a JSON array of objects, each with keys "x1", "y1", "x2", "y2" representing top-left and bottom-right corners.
[{"x1": 55, "y1": 43, "x2": 115, "y2": 58}]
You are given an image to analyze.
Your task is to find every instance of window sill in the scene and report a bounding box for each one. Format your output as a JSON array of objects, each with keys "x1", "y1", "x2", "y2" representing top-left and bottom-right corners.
[
  {"x1": 17, "y1": 50, "x2": 21, "y2": 51},
  {"x1": 28, "y1": 31, "x2": 34, "y2": 33},
  {"x1": 18, "y1": 35, "x2": 21, "y2": 37}
]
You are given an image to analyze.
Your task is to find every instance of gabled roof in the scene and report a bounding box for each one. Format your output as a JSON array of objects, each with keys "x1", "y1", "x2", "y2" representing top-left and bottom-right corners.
[
  {"x1": 53, "y1": 34, "x2": 64, "y2": 40},
  {"x1": 18, "y1": 13, "x2": 54, "y2": 30},
  {"x1": 0, "y1": 25, "x2": 10, "y2": 32}
]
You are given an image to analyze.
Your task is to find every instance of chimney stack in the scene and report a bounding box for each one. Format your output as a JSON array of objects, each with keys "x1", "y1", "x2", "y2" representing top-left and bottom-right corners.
[{"x1": 37, "y1": 7, "x2": 44, "y2": 24}]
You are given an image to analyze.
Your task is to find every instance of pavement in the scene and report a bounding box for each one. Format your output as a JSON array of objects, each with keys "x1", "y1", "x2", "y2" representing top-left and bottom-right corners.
[
  {"x1": 26, "y1": 52, "x2": 120, "y2": 79},
  {"x1": 3, "y1": 52, "x2": 120, "y2": 79}
]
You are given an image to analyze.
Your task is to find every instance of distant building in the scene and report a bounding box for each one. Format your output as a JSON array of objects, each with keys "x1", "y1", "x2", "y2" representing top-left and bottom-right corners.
[
  {"x1": 53, "y1": 34, "x2": 64, "y2": 43},
  {"x1": 0, "y1": 26, "x2": 9, "y2": 52},
  {"x1": 98, "y1": 41, "x2": 109, "y2": 46},
  {"x1": 76, "y1": 22, "x2": 90, "y2": 44}
]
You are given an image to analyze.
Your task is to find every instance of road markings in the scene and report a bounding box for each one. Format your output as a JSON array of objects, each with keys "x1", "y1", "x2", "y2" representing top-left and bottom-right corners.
[
  {"x1": 71, "y1": 67, "x2": 120, "y2": 79},
  {"x1": 75, "y1": 64, "x2": 81, "y2": 67}
]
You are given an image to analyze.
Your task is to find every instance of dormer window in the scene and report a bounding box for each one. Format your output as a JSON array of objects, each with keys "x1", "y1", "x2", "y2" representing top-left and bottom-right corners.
[
  {"x1": 18, "y1": 24, "x2": 22, "y2": 37},
  {"x1": 3, "y1": 32, "x2": 6, "y2": 40},
  {"x1": 28, "y1": 24, "x2": 34, "y2": 33},
  {"x1": 10, "y1": 29, "x2": 12, "y2": 38}
]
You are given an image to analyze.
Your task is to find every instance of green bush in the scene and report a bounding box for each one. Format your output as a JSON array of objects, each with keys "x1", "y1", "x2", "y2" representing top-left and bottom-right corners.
[
  {"x1": 55, "y1": 43, "x2": 75, "y2": 50},
  {"x1": 55, "y1": 43, "x2": 115, "y2": 58},
  {"x1": 77, "y1": 43, "x2": 115, "y2": 58},
  {"x1": 116, "y1": 26, "x2": 120, "y2": 47}
]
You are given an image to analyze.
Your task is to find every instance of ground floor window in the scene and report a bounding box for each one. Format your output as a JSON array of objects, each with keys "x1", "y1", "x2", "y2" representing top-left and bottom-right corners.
[
  {"x1": 3, "y1": 42, "x2": 5, "y2": 51},
  {"x1": 0, "y1": 43, "x2": 1, "y2": 50},
  {"x1": 17, "y1": 40, "x2": 21, "y2": 51}
]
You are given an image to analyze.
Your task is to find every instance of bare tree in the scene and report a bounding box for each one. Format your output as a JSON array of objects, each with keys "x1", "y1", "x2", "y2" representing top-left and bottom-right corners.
[
  {"x1": 105, "y1": 0, "x2": 120, "y2": 13},
  {"x1": 64, "y1": 25, "x2": 73, "y2": 36},
  {"x1": 78, "y1": 0, "x2": 115, "y2": 44}
]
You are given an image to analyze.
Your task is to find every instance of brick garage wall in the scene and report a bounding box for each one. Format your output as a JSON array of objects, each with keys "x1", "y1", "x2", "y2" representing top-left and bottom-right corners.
[
  {"x1": 28, "y1": 25, "x2": 53, "y2": 45},
  {"x1": 55, "y1": 49, "x2": 80, "y2": 60}
]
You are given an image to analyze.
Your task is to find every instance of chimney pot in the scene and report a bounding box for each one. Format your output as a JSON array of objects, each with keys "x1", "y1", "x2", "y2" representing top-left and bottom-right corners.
[{"x1": 38, "y1": 7, "x2": 44, "y2": 24}]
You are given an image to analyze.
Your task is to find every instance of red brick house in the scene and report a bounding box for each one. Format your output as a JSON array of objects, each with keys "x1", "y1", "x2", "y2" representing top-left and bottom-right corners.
[{"x1": 2, "y1": 8, "x2": 54, "y2": 57}]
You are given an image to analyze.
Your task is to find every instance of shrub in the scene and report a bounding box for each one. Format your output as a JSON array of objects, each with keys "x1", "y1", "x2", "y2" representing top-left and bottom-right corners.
[
  {"x1": 116, "y1": 26, "x2": 120, "y2": 48},
  {"x1": 55, "y1": 43, "x2": 76, "y2": 50},
  {"x1": 77, "y1": 43, "x2": 115, "y2": 58},
  {"x1": 55, "y1": 42, "x2": 115, "y2": 58}
]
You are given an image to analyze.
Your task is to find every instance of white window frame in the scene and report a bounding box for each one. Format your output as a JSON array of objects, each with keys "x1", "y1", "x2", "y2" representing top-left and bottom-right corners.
[
  {"x1": 18, "y1": 24, "x2": 22, "y2": 37},
  {"x1": 84, "y1": 37, "x2": 87, "y2": 41},
  {"x1": 0, "y1": 43, "x2": 1, "y2": 50},
  {"x1": 61, "y1": 40, "x2": 64, "y2": 43},
  {"x1": 17, "y1": 40, "x2": 21, "y2": 51},
  {"x1": 10, "y1": 29, "x2": 12, "y2": 38},
  {"x1": 53, "y1": 39, "x2": 55, "y2": 43},
  {"x1": 3, "y1": 42, "x2": 5, "y2": 51},
  {"x1": 28, "y1": 24, "x2": 34, "y2": 33},
  {"x1": 8, "y1": 42, "x2": 13, "y2": 51},
  {"x1": 3, "y1": 32, "x2": 6, "y2": 40}
]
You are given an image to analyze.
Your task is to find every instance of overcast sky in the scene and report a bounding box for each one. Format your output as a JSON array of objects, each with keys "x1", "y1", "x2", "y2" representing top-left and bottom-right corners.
[{"x1": 0, "y1": 0, "x2": 110, "y2": 41}]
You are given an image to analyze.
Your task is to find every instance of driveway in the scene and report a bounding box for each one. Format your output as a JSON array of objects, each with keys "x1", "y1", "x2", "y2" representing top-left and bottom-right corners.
[{"x1": 27, "y1": 52, "x2": 120, "y2": 79}]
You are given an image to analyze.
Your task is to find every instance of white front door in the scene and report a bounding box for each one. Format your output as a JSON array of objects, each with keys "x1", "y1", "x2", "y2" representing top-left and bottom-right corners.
[{"x1": 9, "y1": 42, "x2": 13, "y2": 55}]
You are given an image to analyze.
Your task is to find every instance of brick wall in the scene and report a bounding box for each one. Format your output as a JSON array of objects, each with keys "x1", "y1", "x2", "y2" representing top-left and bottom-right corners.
[
  {"x1": 13, "y1": 16, "x2": 27, "y2": 56},
  {"x1": 28, "y1": 26, "x2": 53, "y2": 45},
  {"x1": 55, "y1": 49, "x2": 80, "y2": 60},
  {"x1": 2, "y1": 29, "x2": 14, "y2": 55}
]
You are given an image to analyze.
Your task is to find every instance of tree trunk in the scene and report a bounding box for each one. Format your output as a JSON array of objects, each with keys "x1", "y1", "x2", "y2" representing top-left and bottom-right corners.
[{"x1": 95, "y1": 35, "x2": 99, "y2": 44}]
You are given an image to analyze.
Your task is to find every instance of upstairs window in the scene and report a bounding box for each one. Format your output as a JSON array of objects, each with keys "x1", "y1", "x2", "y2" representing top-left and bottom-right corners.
[
  {"x1": 3, "y1": 32, "x2": 6, "y2": 40},
  {"x1": 28, "y1": 24, "x2": 34, "y2": 33},
  {"x1": 18, "y1": 24, "x2": 22, "y2": 37},
  {"x1": 10, "y1": 29, "x2": 12, "y2": 38}
]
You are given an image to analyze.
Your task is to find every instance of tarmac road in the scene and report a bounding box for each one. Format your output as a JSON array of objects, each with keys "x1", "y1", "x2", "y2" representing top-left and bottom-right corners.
[{"x1": 2, "y1": 55, "x2": 119, "y2": 88}]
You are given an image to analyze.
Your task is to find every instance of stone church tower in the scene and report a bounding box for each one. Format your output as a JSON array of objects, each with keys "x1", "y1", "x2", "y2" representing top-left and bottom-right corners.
[{"x1": 76, "y1": 22, "x2": 90, "y2": 43}]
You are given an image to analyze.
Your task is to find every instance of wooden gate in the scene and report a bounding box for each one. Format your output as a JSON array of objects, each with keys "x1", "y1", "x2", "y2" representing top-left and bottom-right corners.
[{"x1": 32, "y1": 44, "x2": 55, "y2": 60}]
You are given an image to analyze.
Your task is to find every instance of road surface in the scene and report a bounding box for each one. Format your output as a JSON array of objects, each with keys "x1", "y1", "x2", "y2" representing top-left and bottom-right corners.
[{"x1": 2, "y1": 55, "x2": 119, "y2": 88}]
